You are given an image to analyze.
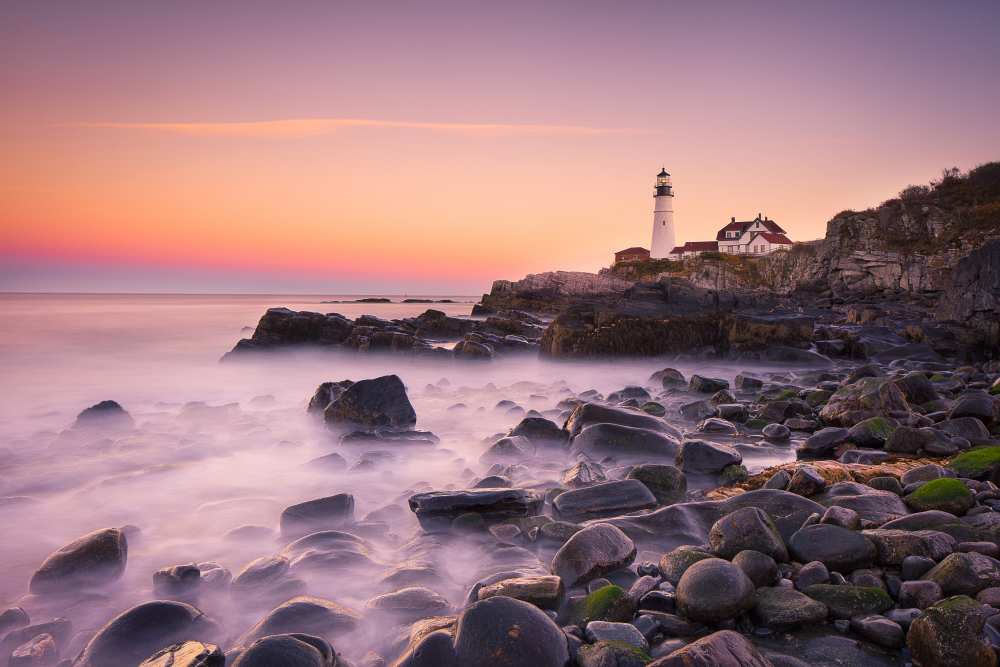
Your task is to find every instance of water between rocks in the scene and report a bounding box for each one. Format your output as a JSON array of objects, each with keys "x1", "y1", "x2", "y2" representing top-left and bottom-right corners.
[{"x1": 0, "y1": 293, "x2": 806, "y2": 659}]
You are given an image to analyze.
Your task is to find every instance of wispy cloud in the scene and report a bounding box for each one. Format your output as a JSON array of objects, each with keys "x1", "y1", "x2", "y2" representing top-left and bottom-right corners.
[{"x1": 73, "y1": 117, "x2": 636, "y2": 138}]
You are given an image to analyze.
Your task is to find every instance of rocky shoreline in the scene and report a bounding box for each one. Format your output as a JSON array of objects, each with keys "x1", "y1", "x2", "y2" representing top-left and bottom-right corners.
[
  {"x1": 227, "y1": 165, "x2": 1000, "y2": 364},
  {"x1": 9, "y1": 351, "x2": 1000, "y2": 666},
  {"x1": 4, "y1": 164, "x2": 999, "y2": 666}
]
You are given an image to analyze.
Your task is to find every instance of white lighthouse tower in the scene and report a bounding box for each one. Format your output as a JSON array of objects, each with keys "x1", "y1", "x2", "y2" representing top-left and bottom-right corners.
[{"x1": 649, "y1": 167, "x2": 675, "y2": 258}]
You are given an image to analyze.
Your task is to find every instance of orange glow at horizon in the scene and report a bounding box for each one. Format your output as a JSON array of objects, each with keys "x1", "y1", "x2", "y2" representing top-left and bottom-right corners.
[{"x1": 3, "y1": 2, "x2": 999, "y2": 293}]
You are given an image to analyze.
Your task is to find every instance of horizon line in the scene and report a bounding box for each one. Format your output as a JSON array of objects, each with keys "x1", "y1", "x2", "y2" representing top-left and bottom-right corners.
[{"x1": 0, "y1": 290, "x2": 481, "y2": 297}]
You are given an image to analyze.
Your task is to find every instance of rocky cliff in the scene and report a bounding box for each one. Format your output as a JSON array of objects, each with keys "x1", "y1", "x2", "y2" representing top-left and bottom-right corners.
[
  {"x1": 939, "y1": 239, "x2": 1000, "y2": 351},
  {"x1": 475, "y1": 162, "x2": 1000, "y2": 358},
  {"x1": 759, "y1": 162, "x2": 1000, "y2": 297}
]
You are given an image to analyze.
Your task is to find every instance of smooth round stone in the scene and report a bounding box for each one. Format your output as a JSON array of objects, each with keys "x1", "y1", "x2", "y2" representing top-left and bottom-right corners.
[
  {"x1": 709, "y1": 507, "x2": 788, "y2": 561},
  {"x1": 231, "y1": 634, "x2": 334, "y2": 667},
  {"x1": 794, "y1": 561, "x2": 829, "y2": 591},
  {"x1": 679, "y1": 440, "x2": 742, "y2": 474},
  {"x1": 733, "y1": 550, "x2": 779, "y2": 588},
  {"x1": 763, "y1": 423, "x2": 791, "y2": 441},
  {"x1": 788, "y1": 524, "x2": 876, "y2": 573},
  {"x1": 551, "y1": 523, "x2": 636, "y2": 588},
  {"x1": 452, "y1": 596, "x2": 569, "y2": 667},
  {"x1": 75, "y1": 601, "x2": 219, "y2": 667},
  {"x1": 627, "y1": 464, "x2": 687, "y2": 505},
  {"x1": 675, "y1": 558, "x2": 754, "y2": 623},
  {"x1": 752, "y1": 586, "x2": 828, "y2": 628},
  {"x1": 29, "y1": 527, "x2": 128, "y2": 595}
]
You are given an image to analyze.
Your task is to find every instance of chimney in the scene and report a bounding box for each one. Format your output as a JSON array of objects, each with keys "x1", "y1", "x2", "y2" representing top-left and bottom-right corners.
[{"x1": 731, "y1": 216, "x2": 735, "y2": 223}]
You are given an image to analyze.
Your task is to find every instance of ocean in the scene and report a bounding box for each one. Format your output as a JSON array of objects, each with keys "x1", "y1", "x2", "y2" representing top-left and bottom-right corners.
[{"x1": 0, "y1": 292, "x2": 796, "y2": 657}]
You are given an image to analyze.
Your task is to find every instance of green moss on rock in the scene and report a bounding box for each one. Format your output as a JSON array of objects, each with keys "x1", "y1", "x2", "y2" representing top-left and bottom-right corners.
[
  {"x1": 949, "y1": 446, "x2": 1000, "y2": 478},
  {"x1": 573, "y1": 584, "x2": 634, "y2": 624},
  {"x1": 720, "y1": 464, "x2": 749, "y2": 485},
  {"x1": 908, "y1": 595, "x2": 997, "y2": 667},
  {"x1": 906, "y1": 477, "x2": 975, "y2": 515},
  {"x1": 803, "y1": 584, "x2": 893, "y2": 619},
  {"x1": 640, "y1": 401, "x2": 666, "y2": 416},
  {"x1": 864, "y1": 416, "x2": 896, "y2": 440}
]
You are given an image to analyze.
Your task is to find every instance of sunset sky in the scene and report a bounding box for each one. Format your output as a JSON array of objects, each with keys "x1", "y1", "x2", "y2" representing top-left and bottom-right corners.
[{"x1": 3, "y1": 1, "x2": 1000, "y2": 294}]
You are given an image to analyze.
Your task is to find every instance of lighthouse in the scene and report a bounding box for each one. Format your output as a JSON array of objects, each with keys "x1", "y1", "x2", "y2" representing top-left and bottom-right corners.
[{"x1": 649, "y1": 167, "x2": 675, "y2": 258}]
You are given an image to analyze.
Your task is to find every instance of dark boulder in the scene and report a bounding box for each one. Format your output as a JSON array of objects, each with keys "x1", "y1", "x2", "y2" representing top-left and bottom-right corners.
[
  {"x1": 679, "y1": 440, "x2": 741, "y2": 474},
  {"x1": 231, "y1": 308, "x2": 353, "y2": 353},
  {"x1": 818, "y1": 377, "x2": 911, "y2": 427},
  {"x1": 675, "y1": 558, "x2": 755, "y2": 623},
  {"x1": 323, "y1": 375, "x2": 416, "y2": 431},
  {"x1": 74, "y1": 400, "x2": 133, "y2": 429},
  {"x1": 231, "y1": 634, "x2": 335, "y2": 667},
  {"x1": 307, "y1": 381, "x2": 354, "y2": 415},
  {"x1": 689, "y1": 375, "x2": 730, "y2": 394},
  {"x1": 565, "y1": 403, "x2": 680, "y2": 439},
  {"x1": 950, "y1": 393, "x2": 998, "y2": 426},
  {"x1": 238, "y1": 596, "x2": 361, "y2": 646},
  {"x1": 922, "y1": 552, "x2": 1000, "y2": 596},
  {"x1": 508, "y1": 416, "x2": 568, "y2": 447},
  {"x1": 551, "y1": 523, "x2": 636, "y2": 588},
  {"x1": 554, "y1": 480, "x2": 657, "y2": 520},
  {"x1": 626, "y1": 464, "x2": 687, "y2": 505},
  {"x1": 651, "y1": 368, "x2": 686, "y2": 387},
  {"x1": 280, "y1": 494, "x2": 355, "y2": 538},
  {"x1": 658, "y1": 546, "x2": 715, "y2": 586},
  {"x1": 788, "y1": 524, "x2": 876, "y2": 573},
  {"x1": 75, "y1": 601, "x2": 219, "y2": 667},
  {"x1": 709, "y1": 507, "x2": 788, "y2": 561},
  {"x1": 847, "y1": 416, "x2": 898, "y2": 448},
  {"x1": 454, "y1": 596, "x2": 570, "y2": 666},
  {"x1": 907, "y1": 595, "x2": 997, "y2": 667},
  {"x1": 409, "y1": 488, "x2": 543, "y2": 532},
  {"x1": 752, "y1": 586, "x2": 828, "y2": 628},
  {"x1": 29, "y1": 527, "x2": 127, "y2": 595},
  {"x1": 893, "y1": 372, "x2": 940, "y2": 406},
  {"x1": 798, "y1": 427, "x2": 850, "y2": 458},
  {"x1": 365, "y1": 586, "x2": 451, "y2": 623},
  {"x1": 802, "y1": 584, "x2": 893, "y2": 619},
  {"x1": 571, "y1": 423, "x2": 680, "y2": 461}
]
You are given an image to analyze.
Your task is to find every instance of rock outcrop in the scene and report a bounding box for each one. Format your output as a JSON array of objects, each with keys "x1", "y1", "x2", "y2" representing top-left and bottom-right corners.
[
  {"x1": 939, "y1": 239, "x2": 1000, "y2": 350},
  {"x1": 476, "y1": 271, "x2": 634, "y2": 314},
  {"x1": 224, "y1": 307, "x2": 543, "y2": 360}
]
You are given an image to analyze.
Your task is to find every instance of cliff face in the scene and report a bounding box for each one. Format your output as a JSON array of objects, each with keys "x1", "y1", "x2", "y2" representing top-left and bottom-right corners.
[
  {"x1": 939, "y1": 239, "x2": 1000, "y2": 350},
  {"x1": 759, "y1": 162, "x2": 1000, "y2": 297}
]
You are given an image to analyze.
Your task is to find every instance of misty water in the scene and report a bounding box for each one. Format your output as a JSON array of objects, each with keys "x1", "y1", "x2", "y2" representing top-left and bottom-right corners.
[{"x1": 0, "y1": 293, "x2": 804, "y2": 660}]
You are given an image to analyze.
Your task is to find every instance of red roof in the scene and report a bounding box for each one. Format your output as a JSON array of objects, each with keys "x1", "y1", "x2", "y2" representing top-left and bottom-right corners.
[
  {"x1": 674, "y1": 241, "x2": 719, "y2": 252},
  {"x1": 669, "y1": 246, "x2": 685, "y2": 254},
  {"x1": 757, "y1": 232, "x2": 792, "y2": 244},
  {"x1": 615, "y1": 246, "x2": 649, "y2": 256},
  {"x1": 716, "y1": 217, "x2": 786, "y2": 240}
]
